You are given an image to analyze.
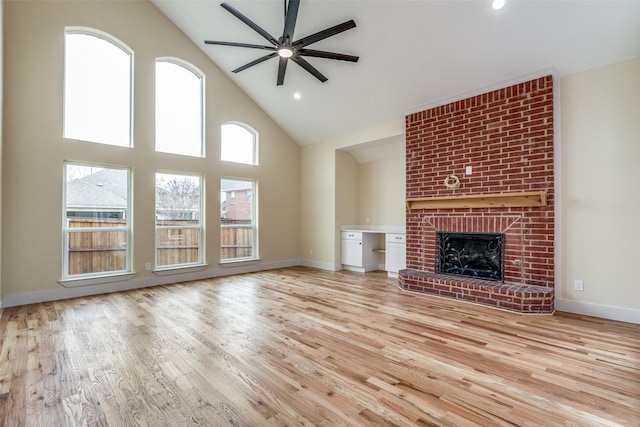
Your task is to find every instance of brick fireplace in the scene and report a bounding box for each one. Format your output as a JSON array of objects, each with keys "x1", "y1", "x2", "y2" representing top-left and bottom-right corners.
[{"x1": 398, "y1": 76, "x2": 555, "y2": 313}]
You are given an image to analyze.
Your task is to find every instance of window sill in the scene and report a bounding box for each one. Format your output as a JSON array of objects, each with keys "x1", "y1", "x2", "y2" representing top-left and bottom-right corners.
[
  {"x1": 59, "y1": 272, "x2": 136, "y2": 288},
  {"x1": 219, "y1": 258, "x2": 261, "y2": 268},
  {"x1": 153, "y1": 264, "x2": 208, "y2": 276}
]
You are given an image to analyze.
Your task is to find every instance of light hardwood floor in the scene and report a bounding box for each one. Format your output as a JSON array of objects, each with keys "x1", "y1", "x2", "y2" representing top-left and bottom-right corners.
[{"x1": 0, "y1": 267, "x2": 638, "y2": 426}]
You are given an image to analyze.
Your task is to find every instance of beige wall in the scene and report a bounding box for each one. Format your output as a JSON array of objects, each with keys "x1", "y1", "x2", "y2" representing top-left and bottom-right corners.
[
  {"x1": 2, "y1": 0, "x2": 299, "y2": 303},
  {"x1": 299, "y1": 142, "x2": 338, "y2": 269},
  {"x1": 559, "y1": 57, "x2": 640, "y2": 321},
  {"x1": 358, "y1": 157, "x2": 405, "y2": 227},
  {"x1": 300, "y1": 120, "x2": 404, "y2": 270},
  {"x1": 335, "y1": 150, "x2": 360, "y2": 261}
]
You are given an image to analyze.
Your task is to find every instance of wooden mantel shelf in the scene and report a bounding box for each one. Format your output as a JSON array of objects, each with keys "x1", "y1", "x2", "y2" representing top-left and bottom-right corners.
[{"x1": 406, "y1": 191, "x2": 547, "y2": 210}]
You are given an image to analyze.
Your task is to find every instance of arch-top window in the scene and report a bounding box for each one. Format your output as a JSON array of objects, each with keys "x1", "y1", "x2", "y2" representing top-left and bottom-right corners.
[
  {"x1": 221, "y1": 123, "x2": 258, "y2": 165},
  {"x1": 155, "y1": 59, "x2": 204, "y2": 157},
  {"x1": 64, "y1": 29, "x2": 132, "y2": 147}
]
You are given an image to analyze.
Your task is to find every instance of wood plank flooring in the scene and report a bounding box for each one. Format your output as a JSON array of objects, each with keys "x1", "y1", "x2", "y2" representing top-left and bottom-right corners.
[{"x1": 0, "y1": 266, "x2": 638, "y2": 426}]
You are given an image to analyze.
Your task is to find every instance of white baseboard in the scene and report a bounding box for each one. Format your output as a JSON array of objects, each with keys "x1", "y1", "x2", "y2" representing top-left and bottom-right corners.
[
  {"x1": 342, "y1": 265, "x2": 366, "y2": 273},
  {"x1": 555, "y1": 298, "x2": 640, "y2": 324},
  {"x1": 2, "y1": 259, "x2": 301, "y2": 308},
  {"x1": 300, "y1": 259, "x2": 342, "y2": 271}
]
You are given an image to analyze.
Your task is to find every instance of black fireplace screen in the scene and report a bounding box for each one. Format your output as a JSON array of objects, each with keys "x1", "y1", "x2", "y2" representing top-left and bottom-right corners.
[{"x1": 435, "y1": 232, "x2": 505, "y2": 281}]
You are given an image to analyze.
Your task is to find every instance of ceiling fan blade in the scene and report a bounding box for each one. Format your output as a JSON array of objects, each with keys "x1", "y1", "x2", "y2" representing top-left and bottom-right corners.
[
  {"x1": 220, "y1": 2, "x2": 279, "y2": 46},
  {"x1": 204, "y1": 40, "x2": 276, "y2": 51},
  {"x1": 277, "y1": 56, "x2": 289, "y2": 86},
  {"x1": 281, "y1": 0, "x2": 300, "y2": 45},
  {"x1": 232, "y1": 52, "x2": 278, "y2": 73},
  {"x1": 294, "y1": 20, "x2": 356, "y2": 48},
  {"x1": 291, "y1": 56, "x2": 328, "y2": 83},
  {"x1": 298, "y1": 49, "x2": 359, "y2": 62}
]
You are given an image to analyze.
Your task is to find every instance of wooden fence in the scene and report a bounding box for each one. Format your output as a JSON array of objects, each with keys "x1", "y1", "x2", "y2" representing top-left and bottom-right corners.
[
  {"x1": 67, "y1": 218, "x2": 252, "y2": 275},
  {"x1": 67, "y1": 218, "x2": 127, "y2": 275},
  {"x1": 221, "y1": 219, "x2": 253, "y2": 260}
]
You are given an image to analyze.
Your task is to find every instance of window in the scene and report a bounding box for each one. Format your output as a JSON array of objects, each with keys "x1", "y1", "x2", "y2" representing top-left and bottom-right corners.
[
  {"x1": 155, "y1": 59, "x2": 204, "y2": 157},
  {"x1": 221, "y1": 123, "x2": 258, "y2": 165},
  {"x1": 64, "y1": 29, "x2": 132, "y2": 147},
  {"x1": 220, "y1": 178, "x2": 257, "y2": 261},
  {"x1": 156, "y1": 172, "x2": 203, "y2": 268},
  {"x1": 63, "y1": 163, "x2": 130, "y2": 278}
]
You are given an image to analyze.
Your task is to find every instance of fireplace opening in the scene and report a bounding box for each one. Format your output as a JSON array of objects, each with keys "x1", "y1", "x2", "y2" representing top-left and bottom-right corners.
[{"x1": 435, "y1": 232, "x2": 505, "y2": 281}]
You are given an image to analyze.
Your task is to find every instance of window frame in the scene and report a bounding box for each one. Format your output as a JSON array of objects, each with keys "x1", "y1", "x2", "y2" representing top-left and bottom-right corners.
[
  {"x1": 62, "y1": 162, "x2": 132, "y2": 280},
  {"x1": 63, "y1": 27, "x2": 134, "y2": 147},
  {"x1": 155, "y1": 57, "x2": 206, "y2": 157},
  {"x1": 220, "y1": 177, "x2": 258, "y2": 263},
  {"x1": 154, "y1": 171, "x2": 205, "y2": 270},
  {"x1": 220, "y1": 122, "x2": 259, "y2": 165}
]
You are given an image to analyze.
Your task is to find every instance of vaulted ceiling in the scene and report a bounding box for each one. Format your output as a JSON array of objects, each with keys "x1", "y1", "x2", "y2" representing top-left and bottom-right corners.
[{"x1": 152, "y1": 0, "x2": 640, "y2": 148}]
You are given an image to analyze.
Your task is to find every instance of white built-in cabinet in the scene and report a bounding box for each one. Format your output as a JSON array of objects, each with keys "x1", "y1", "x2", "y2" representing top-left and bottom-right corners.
[
  {"x1": 341, "y1": 231, "x2": 379, "y2": 272},
  {"x1": 385, "y1": 233, "x2": 406, "y2": 277},
  {"x1": 341, "y1": 228, "x2": 406, "y2": 276}
]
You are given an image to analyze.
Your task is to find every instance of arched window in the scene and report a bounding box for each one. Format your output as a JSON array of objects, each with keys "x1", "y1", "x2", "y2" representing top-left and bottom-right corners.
[
  {"x1": 221, "y1": 122, "x2": 258, "y2": 165},
  {"x1": 64, "y1": 28, "x2": 132, "y2": 147},
  {"x1": 155, "y1": 59, "x2": 204, "y2": 157}
]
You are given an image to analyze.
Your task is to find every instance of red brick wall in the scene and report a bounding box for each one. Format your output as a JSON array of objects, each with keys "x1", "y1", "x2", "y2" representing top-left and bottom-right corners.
[{"x1": 405, "y1": 76, "x2": 554, "y2": 288}]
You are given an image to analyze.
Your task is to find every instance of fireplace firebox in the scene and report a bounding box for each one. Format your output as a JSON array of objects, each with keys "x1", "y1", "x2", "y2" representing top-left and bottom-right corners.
[{"x1": 435, "y1": 232, "x2": 505, "y2": 281}]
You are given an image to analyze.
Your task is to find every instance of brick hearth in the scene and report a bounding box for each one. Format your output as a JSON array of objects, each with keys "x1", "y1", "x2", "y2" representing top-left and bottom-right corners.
[
  {"x1": 399, "y1": 270, "x2": 554, "y2": 313},
  {"x1": 400, "y1": 76, "x2": 555, "y2": 314}
]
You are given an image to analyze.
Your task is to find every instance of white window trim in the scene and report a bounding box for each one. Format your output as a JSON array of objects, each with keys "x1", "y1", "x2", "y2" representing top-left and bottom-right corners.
[
  {"x1": 59, "y1": 272, "x2": 136, "y2": 288},
  {"x1": 153, "y1": 264, "x2": 208, "y2": 276},
  {"x1": 62, "y1": 162, "x2": 132, "y2": 281}
]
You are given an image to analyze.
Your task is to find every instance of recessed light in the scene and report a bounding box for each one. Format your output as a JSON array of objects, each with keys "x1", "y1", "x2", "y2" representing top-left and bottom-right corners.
[
  {"x1": 293, "y1": 92, "x2": 302, "y2": 100},
  {"x1": 492, "y1": 0, "x2": 505, "y2": 9}
]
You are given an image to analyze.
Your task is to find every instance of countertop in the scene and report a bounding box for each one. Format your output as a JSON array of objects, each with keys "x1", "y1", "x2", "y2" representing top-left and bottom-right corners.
[{"x1": 341, "y1": 225, "x2": 405, "y2": 234}]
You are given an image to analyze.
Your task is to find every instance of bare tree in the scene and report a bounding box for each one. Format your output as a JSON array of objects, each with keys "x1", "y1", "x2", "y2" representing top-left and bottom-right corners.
[{"x1": 156, "y1": 175, "x2": 200, "y2": 221}]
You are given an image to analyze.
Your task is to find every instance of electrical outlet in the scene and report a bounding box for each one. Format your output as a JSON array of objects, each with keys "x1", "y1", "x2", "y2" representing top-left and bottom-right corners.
[
  {"x1": 308, "y1": 249, "x2": 313, "y2": 256},
  {"x1": 574, "y1": 279, "x2": 584, "y2": 291},
  {"x1": 145, "y1": 262, "x2": 151, "y2": 271}
]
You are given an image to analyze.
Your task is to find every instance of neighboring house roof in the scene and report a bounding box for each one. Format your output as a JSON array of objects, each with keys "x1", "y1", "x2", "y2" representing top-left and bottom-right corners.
[
  {"x1": 66, "y1": 179, "x2": 127, "y2": 210},
  {"x1": 77, "y1": 168, "x2": 129, "y2": 201}
]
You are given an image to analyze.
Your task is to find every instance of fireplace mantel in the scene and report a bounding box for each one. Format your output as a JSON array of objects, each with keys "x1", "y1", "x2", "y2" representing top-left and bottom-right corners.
[{"x1": 406, "y1": 191, "x2": 547, "y2": 210}]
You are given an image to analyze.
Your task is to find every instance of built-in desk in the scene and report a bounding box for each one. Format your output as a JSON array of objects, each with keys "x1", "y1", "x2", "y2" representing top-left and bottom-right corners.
[{"x1": 340, "y1": 225, "x2": 405, "y2": 277}]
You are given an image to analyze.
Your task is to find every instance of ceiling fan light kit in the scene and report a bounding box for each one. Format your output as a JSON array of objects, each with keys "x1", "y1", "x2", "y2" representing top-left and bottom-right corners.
[
  {"x1": 277, "y1": 47, "x2": 294, "y2": 58},
  {"x1": 204, "y1": 0, "x2": 359, "y2": 86}
]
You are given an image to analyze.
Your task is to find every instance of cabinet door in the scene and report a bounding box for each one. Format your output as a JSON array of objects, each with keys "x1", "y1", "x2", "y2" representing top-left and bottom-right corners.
[
  {"x1": 341, "y1": 239, "x2": 363, "y2": 267},
  {"x1": 386, "y1": 243, "x2": 406, "y2": 273}
]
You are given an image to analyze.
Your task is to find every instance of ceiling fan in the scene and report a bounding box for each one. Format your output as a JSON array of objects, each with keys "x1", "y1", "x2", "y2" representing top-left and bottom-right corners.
[{"x1": 204, "y1": 0, "x2": 359, "y2": 86}]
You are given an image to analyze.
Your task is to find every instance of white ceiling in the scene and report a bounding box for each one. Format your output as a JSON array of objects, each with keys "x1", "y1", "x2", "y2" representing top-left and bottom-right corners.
[{"x1": 152, "y1": 0, "x2": 640, "y2": 151}]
